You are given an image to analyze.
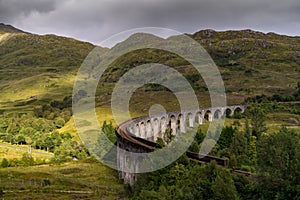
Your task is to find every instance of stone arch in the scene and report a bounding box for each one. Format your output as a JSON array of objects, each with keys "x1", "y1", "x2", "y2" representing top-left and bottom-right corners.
[
  {"x1": 213, "y1": 109, "x2": 222, "y2": 119},
  {"x1": 233, "y1": 106, "x2": 243, "y2": 117},
  {"x1": 204, "y1": 110, "x2": 213, "y2": 122},
  {"x1": 224, "y1": 108, "x2": 234, "y2": 117}
]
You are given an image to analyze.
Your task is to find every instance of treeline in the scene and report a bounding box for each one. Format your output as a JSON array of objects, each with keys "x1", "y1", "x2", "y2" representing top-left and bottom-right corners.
[
  {"x1": 33, "y1": 96, "x2": 72, "y2": 121},
  {"x1": 0, "y1": 115, "x2": 57, "y2": 148},
  {"x1": 245, "y1": 94, "x2": 300, "y2": 115},
  {"x1": 130, "y1": 157, "x2": 250, "y2": 199},
  {"x1": 207, "y1": 106, "x2": 266, "y2": 172},
  {"x1": 246, "y1": 82, "x2": 300, "y2": 103},
  {"x1": 0, "y1": 96, "x2": 89, "y2": 163},
  {"x1": 1, "y1": 153, "x2": 36, "y2": 168},
  {"x1": 130, "y1": 105, "x2": 300, "y2": 199}
]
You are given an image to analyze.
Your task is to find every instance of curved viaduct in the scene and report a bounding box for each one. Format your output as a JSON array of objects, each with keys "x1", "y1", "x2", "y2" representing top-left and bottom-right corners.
[{"x1": 115, "y1": 105, "x2": 247, "y2": 185}]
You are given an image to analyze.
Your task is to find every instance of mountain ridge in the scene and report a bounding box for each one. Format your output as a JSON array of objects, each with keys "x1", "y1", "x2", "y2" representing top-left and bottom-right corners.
[
  {"x1": 0, "y1": 23, "x2": 299, "y2": 113},
  {"x1": 0, "y1": 23, "x2": 28, "y2": 34}
]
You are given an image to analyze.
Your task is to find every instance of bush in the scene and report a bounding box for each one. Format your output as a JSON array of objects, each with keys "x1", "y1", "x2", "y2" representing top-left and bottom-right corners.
[
  {"x1": 54, "y1": 117, "x2": 65, "y2": 128},
  {"x1": 1, "y1": 158, "x2": 9, "y2": 168},
  {"x1": 20, "y1": 153, "x2": 35, "y2": 166},
  {"x1": 0, "y1": 186, "x2": 4, "y2": 196}
]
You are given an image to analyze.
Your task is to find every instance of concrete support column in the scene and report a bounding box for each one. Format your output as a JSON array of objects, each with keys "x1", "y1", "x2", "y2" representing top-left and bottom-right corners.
[
  {"x1": 140, "y1": 123, "x2": 146, "y2": 139},
  {"x1": 146, "y1": 121, "x2": 153, "y2": 140},
  {"x1": 160, "y1": 118, "x2": 167, "y2": 135},
  {"x1": 230, "y1": 109, "x2": 234, "y2": 117},
  {"x1": 152, "y1": 119, "x2": 160, "y2": 141},
  {"x1": 180, "y1": 115, "x2": 186, "y2": 133},
  {"x1": 171, "y1": 119, "x2": 177, "y2": 135},
  {"x1": 221, "y1": 108, "x2": 226, "y2": 118},
  {"x1": 199, "y1": 111, "x2": 205, "y2": 124},
  {"x1": 117, "y1": 143, "x2": 125, "y2": 179},
  {"x1": 199, "y1": 115, "x2": 204, "y2": 125},
  {"x1": 208, "y1": 113, "x2": 213, "y2": 122},
  {"x1": 135, "y1": 125, "x2": 140, "y2": 137},
  {"x1": 188, "y1": 114, "x2": 195, "y2": 127}
]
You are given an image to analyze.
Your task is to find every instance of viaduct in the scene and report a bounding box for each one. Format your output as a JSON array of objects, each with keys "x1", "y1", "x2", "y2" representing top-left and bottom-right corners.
[{"x1": 115, "y1": 105, "x2": 247, "y2": 185}]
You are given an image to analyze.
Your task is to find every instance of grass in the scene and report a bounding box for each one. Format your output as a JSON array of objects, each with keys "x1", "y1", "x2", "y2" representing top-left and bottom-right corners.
[
  {"x1": 0, "y1": 31, "x2": 98, "y2": 112},
  {"x1": 0, "y1": 142, "x2": 53, "y2": 161},
  {"x1": 0, "y1": 159, "x2": 127, "y2": 200}
]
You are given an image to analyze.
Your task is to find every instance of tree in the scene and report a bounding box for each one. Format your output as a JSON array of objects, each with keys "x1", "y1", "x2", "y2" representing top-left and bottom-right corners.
[
  {"x1": 156, "y1": 137, "x2": 165, "y2": 148},
  {"x1": 247, "y1": 136, "x2": 257, "y2": 165},
  {"x1": 6, "y1": 118, "x2": 20, "y2": 134},
  {"x1": 188, "y1": 141, "x2": 200, "y2": 153},
  {"x1": 217, "y1": 126, "x2": 236, "y2": 150},
  {"x1": 61, "y1": 132, "x2": 72, "y2": 140},
  {"x1": 4, "y1": 133, "x2": 15, "y2": 144},
  {"x1": 195, "y1": 126, "x2": 205, "y2": 145},
  {"x1": 1, "y1": 158, "x2": 9, "y2": 168},
  {"x1": 247, "y1": 105, "x2": 267, "y2": 138},
  {"x1": 19, "y1": 127, "x2": 36, "y2": 136},
  {"x1": 163, "y1": 128, "x2": 174, "y2": 145},
  {"x1": 54, "y1": 117, "x2": 65, "y2": 128},
  {"x1": 102, "y1": 121, "x2": 115, "y2": 142},
  {"x1": 211, "y1": 170, "x2": 239, "y2": 200},
  {"x1": 230, "y1": 131, "x2": 248, "y2": 156},
  {"x1": 256, "y1": 126, "x2": 300, "y2": 199},
  {"x1": 244, "y1": 118, "x2": 251, "y2": 143},
  {"x1": 16, "y1": 134, "x2": 26, "y2": 145},
  {"x1": 51, "y1": 131, "x2": 62, "y2": 147},
  {"x1": 20, "y1": 153, "x2": 34, "y2": 166},
  {"x1": 0, "y1": 117, "x2": 8, "y2": 133},
  {"x1": 44, "y1": 134, "x2": 55, "y2": 152}
]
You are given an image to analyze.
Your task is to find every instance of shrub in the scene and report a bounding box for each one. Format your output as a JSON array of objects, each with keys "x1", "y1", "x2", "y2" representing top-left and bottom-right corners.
[{"x1": 1, "y1": 158, "x2": 9, "y2": 168}]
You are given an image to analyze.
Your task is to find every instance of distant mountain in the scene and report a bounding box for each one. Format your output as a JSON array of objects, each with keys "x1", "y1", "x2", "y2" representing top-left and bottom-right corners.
[
  {"x1": 0, "y1": 24, "x2": 299, "y2": 113},
  {"x1": 0, "y1": 23, "x2": 27, "y2": 34},
  {"x1": 103, "y1": 29, "x2": 300, "y2": 96},
  {"x1": 0, "y1": 24, "x2": 101, "y2": 111}
]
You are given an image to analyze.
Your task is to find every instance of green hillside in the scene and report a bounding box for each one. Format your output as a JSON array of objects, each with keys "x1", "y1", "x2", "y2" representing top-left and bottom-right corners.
[
  {"x1": 1, "y1": 24, "x2": 299, "y2": 113},
  {"x1": 0, "y1": 24, "x2": 102, "y2": 112},
  {"x1": 190, "y1": 29, "x2": 300, "y2": 94},
  {"x1": 103, "y1": 30, "x2": 300, "y2": 98},
  {"x1": 0, "y1": 159, "x2": 126, "y2": 200}
]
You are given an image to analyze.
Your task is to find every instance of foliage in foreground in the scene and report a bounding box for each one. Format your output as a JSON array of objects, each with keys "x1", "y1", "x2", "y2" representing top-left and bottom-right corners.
[
  {"x1": 130, "y1": 105, "x2": 300, "y2": 199},
  {"x1": 129, "y1": 158, "x2": 253, "y2": 200}
]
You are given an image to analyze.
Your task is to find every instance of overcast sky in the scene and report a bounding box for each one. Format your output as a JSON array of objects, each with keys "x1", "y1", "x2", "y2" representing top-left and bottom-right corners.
[{"x1": 1, "y1": 0, "x2": 300, "y2": 46}]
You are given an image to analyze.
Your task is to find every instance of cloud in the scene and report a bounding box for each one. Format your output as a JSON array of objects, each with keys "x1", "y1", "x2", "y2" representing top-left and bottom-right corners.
[
  {"x1": 2, "y1": 0, "x2": 300, "y2": 45},
  {"x1": 0, "y1": 0, "x2": 59, "y2": 22}
]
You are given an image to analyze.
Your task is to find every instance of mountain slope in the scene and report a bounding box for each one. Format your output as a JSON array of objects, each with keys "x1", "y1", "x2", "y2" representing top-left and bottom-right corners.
[
  {"x1": 0, "y1": 24, "x2": 299, "y2": 113},
  {"x1": 189, "y1": 29, "x2": 300, "y2": 94},
  {"x1": 103, "y1": 30, "x2": 300, "y2": 99},
  {"x1": 0, "y1": 23, "x2": 26, "y2": 34},
  {"x1": 0, "y1": 24, "x2": 109, "y2": 111}
]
